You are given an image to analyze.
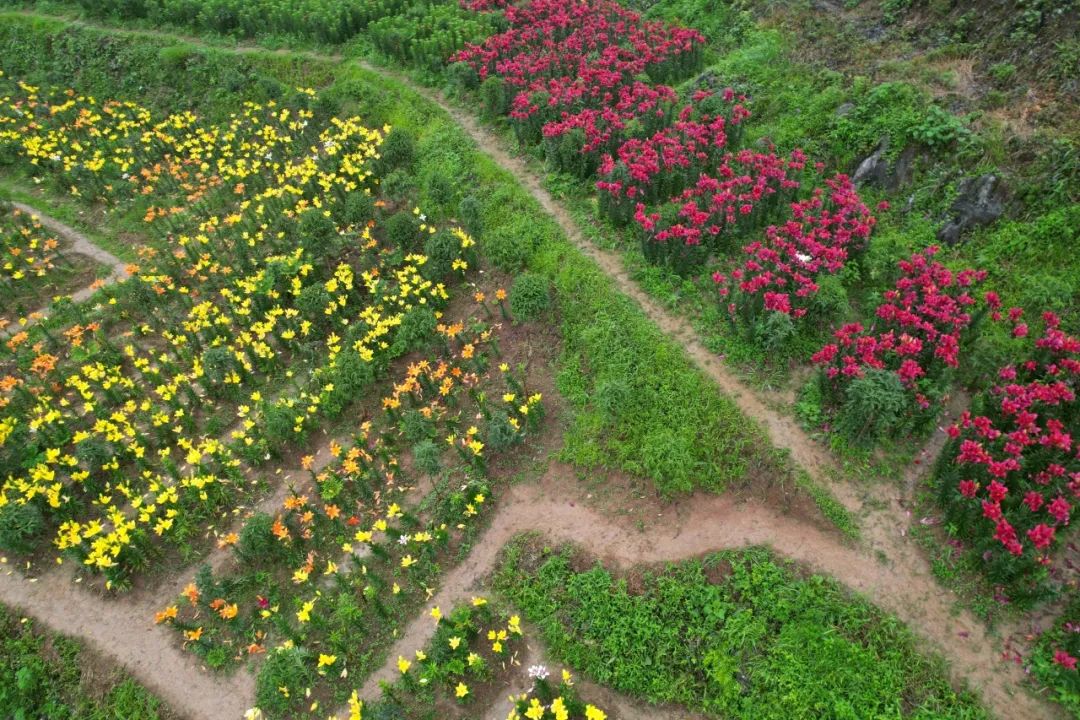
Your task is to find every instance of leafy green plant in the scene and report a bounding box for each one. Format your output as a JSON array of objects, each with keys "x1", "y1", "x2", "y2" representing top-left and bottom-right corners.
[
  {"x1": 496, "y1": 539, "x2": 986, "y2": 719},
  {"x1": 509, "y1": 272, "x2": 551, "y2": 322},
  {"x1": 0, "y1": 502, "x2": 43, "y2": 554}
]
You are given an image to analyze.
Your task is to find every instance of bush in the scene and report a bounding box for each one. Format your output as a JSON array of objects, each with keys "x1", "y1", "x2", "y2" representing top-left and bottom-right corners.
[
  {"x1": 485, "y1": 412, "x2": 521, "y2": 452},
  {"x1": 835, "y1": 368, "x2": 909, "y2": 445},
  {"x1": 484, "y1": 220, "x2": 542, "y2": 273},
  {"x1": 340, "y1": 192, "x2": 375, "y2": 228},
  {"x1": 376, "y1": 129, "x2": 415, "y2": 174},
  {"x1": 298, "y1": 210, "x2": 340, "y2": 259},
  {"x1": 380, "y1": 169, "x2": 416, "y2": 201},
  {"x1": 255, "y1": 647, "x2": 313, "y2": 717},
  {"x1": 752, "y1": 310, "x2": 795, "y2": 353},
  {"x1": 0, "y1": 502, "x2": 43, "y2": 554},
  {"x1": 412, "y1": 439, "x2": 442, "y2": 476},
  {"x1": 383, "y1": 211, "x2": 421, "y2": 251},
  {"x1": 510, "y1": 272, "x2": 550, "y2": 322},
  {"x1": 234, "y1": 512, "x2": 281, "y2": 565},
  {"x1": 296, "y1": 283, "x2": 332, "y2": 319},
  {"x1": 458, "y1": 196, "x2": 483, "y2": 238},
  {"x1": 422, "y1": 229, "x2": 459, "y2": 281},
  {"x1": 807, "y1": 275, "x2": 848, "y2": 326},
  {"x1": 392, "y1": 306, "x2": 437, "y2": 354},
  {"x1": 480, "y1": 76, "x2": 510, "y2": 119}
]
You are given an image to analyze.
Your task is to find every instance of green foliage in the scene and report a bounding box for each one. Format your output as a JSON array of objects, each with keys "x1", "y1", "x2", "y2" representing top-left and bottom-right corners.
[
  {"x1": 497, "y1": 540, "x2": 986, "y2": 719},
  {"x1": 0, "y1": 605, "x2": 171, "y2": 720},
  {"x1": 255, "y1": 647, "x2": 314, "y2": 717},
  {"x1": 299, "y1": 210, "x2": 341, "y2": 259},
  {"x1": 376, "y1": 129, "x2": 415, "y2": 174},
  {"x1": 234, "y1": 512, "x2": 282, "y2": 565},
  {"x1": 0, "y1": 502, "x2": 43, "y2": 554},
  {"x1": 0, "y1": 15, "x2": 337, "y2": 122},
  {"x1": 457, "y1": 196, "x2": 483, "y2": 239},
  {"x1": 383, "y1": 211, "x2": 421, "y2": 251},
  {"x1": 509, "y1": 272, "x2": 551, "y2": 323},
  {"x1": 752, "y1": 310, "x2": 795, "y2": 354},
  {"x1": 483, "y1": 216, "x2": 546, "y2": 273},
  {"x1": 1029, "y1": 595, "x2": 1080, "y2": 715},
  {"x1": 835, "y1": 367, "x2": 910, "y2": 446},
  {"x1": 422, "y1": 228, "x2": 460, "y2": 281},
  {"x1": 412, "y1": 438, "x2": 442, "y2": 476},
  {"x1": 340, "y1": 192, "x2": 375, "y2": 228},
  {"x1": 391, "y1": 305, "x2": 437, "y2": 354},
  {"x1": 533, "y1": 238, "x2": 770, "y2": 494}
]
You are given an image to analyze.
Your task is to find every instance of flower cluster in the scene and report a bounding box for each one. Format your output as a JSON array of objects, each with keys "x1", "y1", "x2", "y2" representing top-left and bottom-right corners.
[
  {"x1": 596, "y1": 89, "x2": 750, "y2": 223},
  {"x1": 157, "y1": 316, "x2": 545, "y2": 711},
  {"x1": 0, "y1": 76, "x2": 477, "y2": 589},
  {"x1": 813, "y1": 247, "x2": 988, "y2": 411},
  {"x1": 452, "y1": 0, "x2": 705, "y2": 151},
  {"x1": 936, "y1": 312, "x2": 1079, "y2": 600},
  {"x1": 631, "y1": 148, "x2": 808, "y2": 271},
  {"x1": 712, "y1": 175, "x2": 876, "y2": 326}
]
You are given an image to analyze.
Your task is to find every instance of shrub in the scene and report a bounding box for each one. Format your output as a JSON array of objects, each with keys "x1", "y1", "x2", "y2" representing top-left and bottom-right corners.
[
  {"x1": 510, "y1": 272, "x2": 550, "y2": 322},
  {"x1": 234, "y1": 512, "x2": 280, "y2": 565},
  {"x1": 384, "y1": 212, "x2": 420, "y2": 252},
  {"x1": 255, "y1": 647, "x2": 313, "y2": 716},
  {"x1": 392, "y1": 306, "x2": 437, "y2": 353},
  {"x1": 412, "y1": 439, "x2": 442, "y2": 476},
  {"x1": 834, "y1": 367, "x2": 909, "y2": 445},
  {"x1": 0, "y1": 502, "x2": 43, "y2": 554},
  {"x1": 341, "y1": 192, "x2": 375, "y2": 227},
  {"x1": 376, "y1": 129, "x2": 415, "y2": 174},
  {"x1": 296, "y1": 283, "x2": 332, "y2": 319},
  {"x1": 458, "y1": 195, "x2": 483, "y2": 238},
  {"x1": 752, "y1": 310, "x2": 795, "y2": 354},
  {"x1": 485, "y1": 412, "x2": 521, "y2": 452},
  {"x1": 484, "y1": 218, "x2": 544, "y2": 273},
  {"x1": 422, "y1": 229, "x2": 459, "y2": 280},
  {"x1": 299, "y1": 210, "x2": 340, "y2": 259}
]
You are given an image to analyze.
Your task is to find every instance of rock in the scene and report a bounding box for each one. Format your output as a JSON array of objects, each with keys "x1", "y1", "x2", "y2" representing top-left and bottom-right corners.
[
  {"x1": 891, "y1": 145, "x2": 916, "y2": 189},
  {"x1": 834, "y1": 102, "x2": 855, "y2": 117},
  {"x1": 853, "y1": 138, "x2": 891, "y2": 188},
  {"x1": 936, "y1": 174, "x2": 1006, "y2": 245},
  {"x1": 853, "y1": 138, "x2": 916, "y2": 190}
]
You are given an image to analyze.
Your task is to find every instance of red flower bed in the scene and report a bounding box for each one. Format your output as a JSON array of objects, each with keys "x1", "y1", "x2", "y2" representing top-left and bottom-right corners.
[
  {"x1": 628, "y1": 147, "x2": 808, "y2": 271},
  {"x1": 813, "y1": 246, "x2": 988, "y2": 409},
  {"x1": 596, "y1": 89, "x2": 750, "y2": 223},
  {"x1": 936, "y1": 312, "x2": 1080, "y2": 603},
  {"x1": 713, "y1": 175, "x2": 876, "y2": 325},
  {"x1": 452, "y1": 0, "x2": 705, "y2": 146}
]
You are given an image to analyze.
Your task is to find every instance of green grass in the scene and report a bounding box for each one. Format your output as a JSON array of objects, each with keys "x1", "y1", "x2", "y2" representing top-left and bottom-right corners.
[
  {"x1": 496, "y1": 536, "x2": 988, "y2": 719},
  {"x1": 0, "y1": 604, "x2": 173, "y2": 720}
]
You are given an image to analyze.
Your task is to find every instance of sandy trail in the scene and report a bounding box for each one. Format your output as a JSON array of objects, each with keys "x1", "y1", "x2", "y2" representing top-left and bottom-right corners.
[
  {"x1": 356, "y1": 464, "x2": 1054, "y2": 720},
  {"x1": 0, "y1": 563, "x2": 254, "y2": 720},
  {"x1": 3, "y1": 202, "x2": 129, "y2": 324}
]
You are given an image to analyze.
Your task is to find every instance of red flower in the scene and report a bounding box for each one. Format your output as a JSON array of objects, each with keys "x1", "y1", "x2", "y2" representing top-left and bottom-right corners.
[{"x1": 1053, "y1": 650, "x2": 1078, "y2": 671}]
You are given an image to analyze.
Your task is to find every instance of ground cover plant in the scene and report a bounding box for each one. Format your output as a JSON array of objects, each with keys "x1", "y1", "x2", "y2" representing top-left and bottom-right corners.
[
  {"x1": 0, "y1": 200, "x2": 105, "y2": 312},
  {"x1": 496, "y1": 536, "x2": 988, "y2": 719},
  {"x1": 355, "y1": 596, "x2": 611, "y2": 720},
  {"x1": 0, "y1": 603, "x2": 175, "y2": 720}
]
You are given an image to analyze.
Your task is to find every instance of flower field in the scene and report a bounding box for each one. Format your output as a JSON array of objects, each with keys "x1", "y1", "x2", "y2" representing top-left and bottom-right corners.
[{"x1": 0, "y1": 1, "x2": 1076, "y2": 719}]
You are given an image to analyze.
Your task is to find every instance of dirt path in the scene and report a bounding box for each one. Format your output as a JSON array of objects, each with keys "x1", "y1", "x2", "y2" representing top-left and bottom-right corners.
[
  {"x1": 0, "y1": 562, "x2": 254, "y2": 720},
  {"x1": 357, "y1": 464, "x2": 1055, "y2": 720},
  {"x1": 4, "y1": 202, "x2": 129, "y2": 319}
]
